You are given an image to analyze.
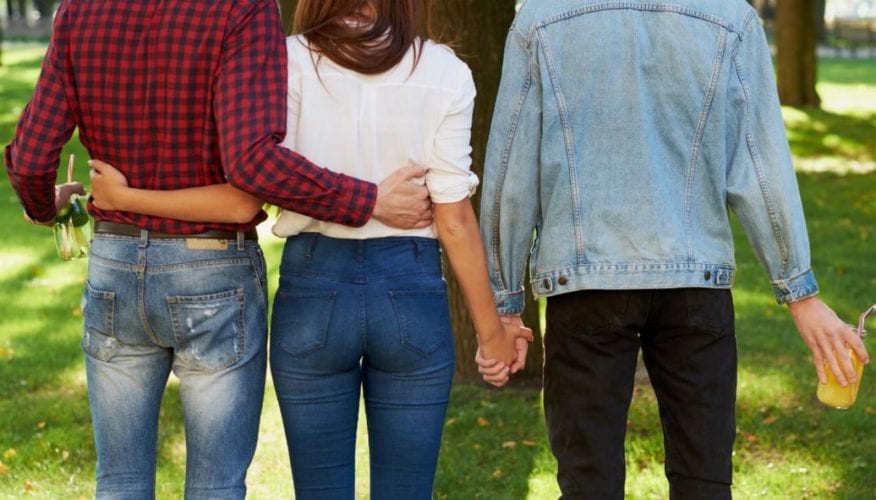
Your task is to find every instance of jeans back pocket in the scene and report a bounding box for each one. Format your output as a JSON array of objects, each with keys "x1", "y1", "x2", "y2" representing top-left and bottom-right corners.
[
  {"x1": 82, "y1": 281, "x2": 122, "y2": 362},
  {"x1": 167, "y1": 288, "x2": 246, "y2": 372},
  {"x1": 271, "y1": 289, "x2": 337, "y2": 358},
  {"x1": 387, "y1": 287, "x2": 452, "y2": 356}
]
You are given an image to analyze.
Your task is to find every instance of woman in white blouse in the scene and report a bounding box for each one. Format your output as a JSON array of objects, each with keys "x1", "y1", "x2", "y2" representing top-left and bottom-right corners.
[{"x1": 89, "y1": 0, "x2": 532, "y2": 497}]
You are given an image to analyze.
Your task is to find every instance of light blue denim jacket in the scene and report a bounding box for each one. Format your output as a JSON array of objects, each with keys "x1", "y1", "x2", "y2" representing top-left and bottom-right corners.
[{"x1": 480, "y1": 0, "x2": 818, "y2": 314}]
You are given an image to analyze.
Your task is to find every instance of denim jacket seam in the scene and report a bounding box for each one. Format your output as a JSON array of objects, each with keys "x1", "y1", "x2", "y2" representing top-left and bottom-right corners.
[
  {"x1": 489, "y1": 34, "x2": 534, "y2": 296},
  {"x1": 685, "y1": 28, "x2": 728, "y2": 261},
  {"x1": 534, "y1": 3, "x2": 740, "y2": 34},
  {"x1": 733, "y1": 24, "x2": 791, "y2": 272},
  {"x1": 537, "y1": 27, "x2": 586, "y2": 265}
]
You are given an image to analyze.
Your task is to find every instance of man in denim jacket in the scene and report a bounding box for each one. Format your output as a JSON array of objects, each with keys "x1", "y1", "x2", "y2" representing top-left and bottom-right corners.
[{"x1": 477, "y1": 0, "x2": 870, "y2": 498}]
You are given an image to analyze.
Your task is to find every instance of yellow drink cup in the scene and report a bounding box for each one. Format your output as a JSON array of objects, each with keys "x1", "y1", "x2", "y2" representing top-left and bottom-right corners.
[
  {"x1": 816, "y1": 349, "x2": 864, "y2": 409},
  {"x1": 816, "y1": 305, "x2": 873, "y2": 409}
]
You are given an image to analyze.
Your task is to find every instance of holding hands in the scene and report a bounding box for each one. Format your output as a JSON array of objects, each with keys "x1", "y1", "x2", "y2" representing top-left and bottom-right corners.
[{"x1": 476, "y1": 314, "x2": 534, "y2": 387}]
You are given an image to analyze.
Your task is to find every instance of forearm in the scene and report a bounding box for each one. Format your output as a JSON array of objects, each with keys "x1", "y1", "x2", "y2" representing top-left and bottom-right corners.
[
  {"x1": 213, "y1": 0, "x2": 376, "y2": 227},
  {"x1": 434, "y1": 200, "x2": 503, "y2": 341},
  {"x1": 111, "y1": 184, "x2": 262, "y2": 224}
]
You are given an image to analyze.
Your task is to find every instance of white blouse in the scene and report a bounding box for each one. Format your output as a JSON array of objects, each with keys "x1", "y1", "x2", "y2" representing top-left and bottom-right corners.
[{"x1": 272, "y1": 35, "x2": 479, "y2": 240}]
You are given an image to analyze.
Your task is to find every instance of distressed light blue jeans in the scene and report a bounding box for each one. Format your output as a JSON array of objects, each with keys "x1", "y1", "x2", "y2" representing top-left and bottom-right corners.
[
  {"x1": 83, "y1": 232, "x2": 268, "y2": 499},
  {"x1": 270, "y1": 234, "x2": 455, "y2": 500}
]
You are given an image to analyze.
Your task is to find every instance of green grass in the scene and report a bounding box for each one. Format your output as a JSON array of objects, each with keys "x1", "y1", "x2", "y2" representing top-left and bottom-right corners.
[{"x1": 1, "y1": 47, "x2": 875, "y2": 498}]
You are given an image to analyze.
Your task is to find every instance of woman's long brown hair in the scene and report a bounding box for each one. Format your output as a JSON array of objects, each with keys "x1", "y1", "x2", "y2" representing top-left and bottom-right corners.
[{"x1": 294, "y1": 0, "x2": 434, "y2": 75}]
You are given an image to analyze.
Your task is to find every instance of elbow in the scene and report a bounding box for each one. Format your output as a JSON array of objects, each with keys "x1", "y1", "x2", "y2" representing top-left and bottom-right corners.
[{"x1": 228, "y1": 199, "x2": 264, "y2": 224}]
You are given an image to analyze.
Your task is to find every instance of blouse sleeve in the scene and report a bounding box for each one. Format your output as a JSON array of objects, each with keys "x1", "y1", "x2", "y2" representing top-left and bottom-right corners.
[{"x1": 425, "y1": 63, "x2": 479, "y2": 204}]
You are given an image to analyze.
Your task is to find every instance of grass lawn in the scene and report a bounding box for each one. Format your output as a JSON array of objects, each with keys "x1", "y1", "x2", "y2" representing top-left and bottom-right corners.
[{"x1": 1, "y1": 45, "x2": 874, "y2": 499}]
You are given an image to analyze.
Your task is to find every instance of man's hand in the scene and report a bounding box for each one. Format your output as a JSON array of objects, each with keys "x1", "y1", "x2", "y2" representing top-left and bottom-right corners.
[
  {"x1": 500, "y1": 314, "x2": 534, "y2": 374},
  {"x1": 23, "y1": 181, "x2": 87, "y2": 226},
  {"x1": 372, "y1": 165, "x2": 432, "y2": 229},
  {"x1": 788, "y1": 296, "x2": 870, "y2": 386}
]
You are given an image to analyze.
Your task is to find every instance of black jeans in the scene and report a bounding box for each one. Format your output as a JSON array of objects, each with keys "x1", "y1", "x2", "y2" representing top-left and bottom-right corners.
[{"x1": 544, "y1": 289, "x2": 736, "y2": 500}]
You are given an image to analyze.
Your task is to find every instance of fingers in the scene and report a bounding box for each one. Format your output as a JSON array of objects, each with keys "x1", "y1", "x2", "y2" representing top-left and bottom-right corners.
[
  {"x1": 396, "y1": 164, "x2": 428, "y2": 181},
  {"x1": 475, "y1": 349, "x2": 511, "y2": 387},
  {"x1": 510, "y1": 336, "x2": 529, "y2": 374},
  {"x1": 516, "y1": 325, "x2": 534, "y2": 342},
  {"x1": 87, "y1": 159, "x2": 109, "y2": 173}
]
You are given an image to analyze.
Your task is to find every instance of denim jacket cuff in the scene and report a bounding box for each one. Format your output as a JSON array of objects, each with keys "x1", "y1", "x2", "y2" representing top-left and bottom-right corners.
[
  {"x1": 494, "y1": 289, "x2": 525, "y2": 315},
  {"x1": 772, "y1": 269, "x2": 819, "y2": 304}
]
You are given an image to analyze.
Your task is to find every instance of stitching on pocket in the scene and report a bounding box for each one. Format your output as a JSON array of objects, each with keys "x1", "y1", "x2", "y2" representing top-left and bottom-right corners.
[
  {"x1": 272, "y1": 290, "x2": 337, "y2": 358},
  {"x1": 82, "y1": 282, "x2": 121, "y2": 362},
  {"x1": 166, "y1": 288, "x2": 246, "y2": 372},
  {"x1": 388, "y1": 288, "x2": 450, "y2": 356}
]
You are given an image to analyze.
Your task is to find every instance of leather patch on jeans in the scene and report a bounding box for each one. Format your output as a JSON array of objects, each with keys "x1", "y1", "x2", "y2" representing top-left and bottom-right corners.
[{"x1": 186, "y1": 238, "x2": 229, "y2": 251}]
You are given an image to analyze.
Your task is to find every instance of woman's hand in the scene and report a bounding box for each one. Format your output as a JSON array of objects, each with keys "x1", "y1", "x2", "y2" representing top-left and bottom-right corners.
[
  {"x1": 476, "y1": 316, "x2": 534, "y2": 387},
  {"x1": 478, "y1": 322, "x2": 520, "y2": 367},
  {"x1": 89, "y1": 159, "x2": 129, "y2": 210}
]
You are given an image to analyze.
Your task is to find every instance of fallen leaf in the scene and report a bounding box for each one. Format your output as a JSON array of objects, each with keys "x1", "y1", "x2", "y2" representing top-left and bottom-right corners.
[
  {"x1": 865, "y1": 406, "x2": 875, "y2": 415},
  {"x1": 61, "y1": 451, "x2": 70, "y2": 461},
  {"x1": 0, "y1": 463, "x2": 9, "y2": 475},
  {"x1": 491, "y1": 469, "x2": 503, "y2": 479},
  {"x1": 24, "y1": 480, "x2": 35, "y2": 491},
  {"x1": 502, "y1": 441, "x2": 517, "y2": 449},
  {"x1": 522, "y1": 440, "x2": 536, "y2": 447},
  {"x1": 36, "y1": 422, "x2": 47, "y2": 430},
  {"x1": 472, "y1": 443, "x2": 481, "y2": 450},
  {"x1": 445, "y1": 418, "x2": 456, "y2": 426},
  {"x1": 476, "y1": 417, "x2": 490, "y2": 427},
  {"x1": 762, "y1": 415, "x2": 779, "y2": 425},
  {"x1": 3, "y1": 449, "x2": 16, "y2": 460},
  {"x1": 740, "y1": 431, "x2": 757, "y2": 443},
  {"x1": 71, "y1": 308, "x2": 82, "y2": 317},
  {"x1": 0, "y1": 347, "x2": 11, "y2": 357}
]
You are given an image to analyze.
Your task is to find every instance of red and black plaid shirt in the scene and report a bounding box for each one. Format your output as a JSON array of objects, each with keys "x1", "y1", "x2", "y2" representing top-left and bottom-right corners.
[{"x1": 5, "y1": 0, "x2": 377, "y2": 233}]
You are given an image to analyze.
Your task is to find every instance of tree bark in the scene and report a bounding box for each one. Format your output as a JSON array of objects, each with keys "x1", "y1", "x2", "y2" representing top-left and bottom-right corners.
[
  {"x1": 814, "y1": 0, "x2": 827, "y2": 43},
  {"x1": 278, "y1": 0, "x2": 297, "y2": 35},
  {"x1": 433, "y1": 0, "x2": 544, "y2": 382},
  {"x1": 776, "y1": 0, "x2": 821, "y2": 107}
]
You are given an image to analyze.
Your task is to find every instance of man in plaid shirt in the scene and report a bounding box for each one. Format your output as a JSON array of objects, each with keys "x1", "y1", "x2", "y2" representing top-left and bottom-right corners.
[{"x1": 5, "y1": 0, "x2": 432, "y2": 498}]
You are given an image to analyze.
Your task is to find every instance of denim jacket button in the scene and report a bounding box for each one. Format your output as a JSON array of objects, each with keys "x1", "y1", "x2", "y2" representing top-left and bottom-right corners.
[
  {"x1": 558, "y1": 276, "x2": 568, "y2": 285},
  {"x1": 704, "y1": 271, "x2": 712, "y2": 281}
]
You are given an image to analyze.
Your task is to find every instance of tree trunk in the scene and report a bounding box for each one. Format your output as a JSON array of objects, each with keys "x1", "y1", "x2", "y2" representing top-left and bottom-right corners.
[
  {"x1": 776, "y1": 0, "x2": 820, "y2": 107},
  {"x1": 433, "y1": 0, "x2": 544, "y2": 382},
  {"x1": 814, "y1": 0, "x2": 827, "y2": 44},
  {"x1": 278, "y1": 0, "x2": 297, "y2": 35}
]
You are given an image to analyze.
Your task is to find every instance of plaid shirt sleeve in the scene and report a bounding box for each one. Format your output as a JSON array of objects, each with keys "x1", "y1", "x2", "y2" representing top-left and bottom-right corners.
[
  {"x1": 4, "y1": 0, "x2": 76, "y2": 223},
  {"x1": 216, "y1": 0, "x2": 377, "y2": 227}
]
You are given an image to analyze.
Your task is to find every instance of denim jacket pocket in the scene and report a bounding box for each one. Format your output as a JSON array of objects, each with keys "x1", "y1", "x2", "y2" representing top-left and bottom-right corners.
[
  {"x1": 82, "y1": 282, "x2": 122, "y2": 362},
  {"x1": 167, "y1": 288, "x2": 246, "y2": 372},
  {"x1": 271, "y1": 289, "x2": 337, "y2": 358},
  {"x1": 387, "y1": 287, "x2": 452, "y2": 356}
]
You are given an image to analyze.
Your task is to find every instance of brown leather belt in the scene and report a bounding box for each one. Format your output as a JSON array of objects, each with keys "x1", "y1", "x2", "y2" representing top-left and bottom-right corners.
[{"x1": 94, "y1": 221, "x2": 258, "y2": 241}]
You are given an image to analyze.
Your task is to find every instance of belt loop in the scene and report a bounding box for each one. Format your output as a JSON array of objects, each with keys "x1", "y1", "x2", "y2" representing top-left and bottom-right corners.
[
  {"x1": 414, "y1": 239, "x2": 423, "y2": 263},
  {"x1": 355, "y1": 240, "x2": 365, "y2": 263},
  {"x1": 138, "y1": 229, "x2": 149, "y2": 249},
  {"x1": 304, "y1": 233, "x2": 316, "y2": 261},
  {"x1": 237, "y1": 231, "x2": 245, "y2": 251}
]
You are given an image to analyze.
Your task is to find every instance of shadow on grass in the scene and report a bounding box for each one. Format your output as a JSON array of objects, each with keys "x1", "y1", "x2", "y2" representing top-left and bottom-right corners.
[
  {"x1": 785, "y1": 108, "x2": 876, "y2": 163},
  {"x1": 729, "y1": 171, "x2": 875, "y2": 496},
  {"x1": 435, "y1": 384, "x2": 543, "y2": 499}
]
